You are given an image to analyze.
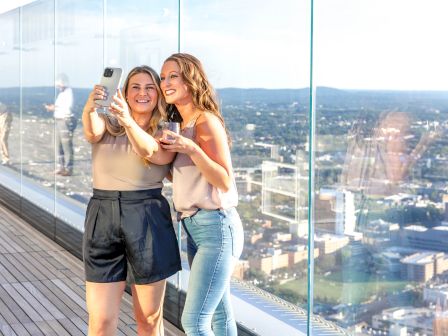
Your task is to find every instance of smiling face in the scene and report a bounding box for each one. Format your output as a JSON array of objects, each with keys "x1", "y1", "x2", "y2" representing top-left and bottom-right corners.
[
  {"x1": 160, "y1": 60, "x2": 191, "y2": 105},
  {"x1": 125, "y1": 72, "x2": 158, "y2": 115}
]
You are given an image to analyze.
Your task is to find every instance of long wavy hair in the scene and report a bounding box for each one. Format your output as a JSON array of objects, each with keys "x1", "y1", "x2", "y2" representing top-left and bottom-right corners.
[
  {"x1": 164, "y1": 53, "x2": 231, "y2": 146},
  {"x1": 103, "y1": 65, "x2": 166, "y2": 136}
]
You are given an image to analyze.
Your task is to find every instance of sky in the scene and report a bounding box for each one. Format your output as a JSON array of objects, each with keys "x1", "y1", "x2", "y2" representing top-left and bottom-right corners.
[
  {"x1": 0, "y1": 0, "x2": 448, "y2": 90},
  {"x1": 0, "y1": 0, "x2": 35, "y2": 14}
]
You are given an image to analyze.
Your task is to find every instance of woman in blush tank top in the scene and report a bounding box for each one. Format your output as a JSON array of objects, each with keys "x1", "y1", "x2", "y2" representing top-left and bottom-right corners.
[{"x1": 160, "y1": 53, "x2": 244, "y2": 336}]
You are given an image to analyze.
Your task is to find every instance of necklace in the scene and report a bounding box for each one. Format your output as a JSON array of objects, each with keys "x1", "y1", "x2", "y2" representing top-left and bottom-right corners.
[{"x1": 181, "y1": 110, "x2": 202, "y2": 129}]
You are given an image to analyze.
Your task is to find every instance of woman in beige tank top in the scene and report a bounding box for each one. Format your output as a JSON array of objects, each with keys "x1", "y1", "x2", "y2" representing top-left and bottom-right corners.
[
  {"x1": 160, "y1": 53, "x2": 244, "y2": 336},
  {"x1": 82, "y1": 66, "x2": 181, "y2": 336}
]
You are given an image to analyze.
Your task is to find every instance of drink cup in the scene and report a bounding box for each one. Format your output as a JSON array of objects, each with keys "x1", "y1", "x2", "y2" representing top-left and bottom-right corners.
[{"x1": 163, "y1": 121, "x2": 180, "y2": 141}]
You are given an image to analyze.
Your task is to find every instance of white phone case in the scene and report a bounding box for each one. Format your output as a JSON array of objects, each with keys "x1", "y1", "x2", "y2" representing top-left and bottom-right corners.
[{"x1": 95, "y1": 67, "x2": 123, "y2": 107}]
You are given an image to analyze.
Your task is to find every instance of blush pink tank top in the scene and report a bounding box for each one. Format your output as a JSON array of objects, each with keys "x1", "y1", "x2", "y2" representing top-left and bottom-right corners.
[{"x1": 172, "y1": 113, "x2": 238, "y2": 218}]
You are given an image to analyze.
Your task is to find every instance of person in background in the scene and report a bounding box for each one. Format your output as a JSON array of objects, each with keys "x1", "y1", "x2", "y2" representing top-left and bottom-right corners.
[
  {"x1": 44, "y1": 73, "x2": 77, "y2": 176},
  {"x1": 0, "y1": 101, "x2": 12, "y2": 165},
  {"x1": 160, "y1": 53, "x2": 244, "y2": 336},
  {"x1": 82, "y1": 65, "x2": 181, "y2": 336}
]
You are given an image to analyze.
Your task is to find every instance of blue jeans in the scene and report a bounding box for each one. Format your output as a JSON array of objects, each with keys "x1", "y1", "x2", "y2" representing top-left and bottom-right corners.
[
  {"x1": 56, "y1": 117, "x2": 77, "y2": 172},
  {"x1": 181, "y1": 208, "x2": 244, "y2": 336}
]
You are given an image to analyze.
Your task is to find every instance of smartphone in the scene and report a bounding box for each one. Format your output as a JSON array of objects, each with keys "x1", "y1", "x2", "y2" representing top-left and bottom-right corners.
[{"x1": 95, "y1": 67, "x2": 123, "y2": 108}]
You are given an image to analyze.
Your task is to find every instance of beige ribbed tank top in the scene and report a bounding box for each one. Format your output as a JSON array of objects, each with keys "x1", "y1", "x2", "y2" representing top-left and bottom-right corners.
[
  {"x1": 172, "y1": 113, "x2": 238, "y2": 218},
  {"x1": 92, "y1": 132, "x2": 169, "y2": 191}
]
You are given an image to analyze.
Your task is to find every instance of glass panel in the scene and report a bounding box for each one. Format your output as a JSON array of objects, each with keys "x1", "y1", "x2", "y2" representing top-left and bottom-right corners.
[
  {"x1": 182, "y1": 1, "x2": 311, "y2": 334},
  {"x1": 21, "y1": 0, "x2": 55, "y2": 214},
  {"x1": 0, "y1": 9, "x2": 21, "y2": 210},
  {"x1": 105, "y1": 0, "x2": 178, "y2": 76},
  {"x1": 54, "y1": 0, "x2": 103, "y2": 231},
  {"x1": 0, "y1": 9, "x2": 20, "y2": 171},
  {"x1": 314, "y1": 0, "x2": 448, "y2": 334},
  {"x1": 104, "y1": 0, "x2": 179, "y2": 286}
]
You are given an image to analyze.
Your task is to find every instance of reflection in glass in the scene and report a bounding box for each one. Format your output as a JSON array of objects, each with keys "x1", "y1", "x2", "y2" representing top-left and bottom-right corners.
[
  {"x1": 0, "y1": 98, "x2": 13, "y2": 165},
  {"x1": 54, "y1": 0, "x2": 103, "y2": 228},
  {"x1": 314, "y1": 1, "x2": 448, "y2": 333},
  {"x1": 183, "y1": 1, "x2": 311, "y2": 334},
  {"x1": 0, "y1": 9, "x2": 20, "y2": 178},
  {"x1": 21, "y1": 1, "x2": 55, "y2": 210}
]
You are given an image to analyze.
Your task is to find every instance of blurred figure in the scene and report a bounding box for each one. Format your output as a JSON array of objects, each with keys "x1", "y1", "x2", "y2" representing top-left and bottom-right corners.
[
  {"x1": 342, "y1": 111, "x2": 439, "y2": 196},
  {"x1": 0, "y1": 102, "x2": 12, "y2": 165},
  {"x1": 44, "y1": 73, "x2": 77, "y2": 176}
]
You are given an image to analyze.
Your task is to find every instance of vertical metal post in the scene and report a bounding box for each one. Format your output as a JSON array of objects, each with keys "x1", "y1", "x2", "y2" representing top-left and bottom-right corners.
[{"x1": 307, "y1": 0, "x2": 315, "y2": 334}]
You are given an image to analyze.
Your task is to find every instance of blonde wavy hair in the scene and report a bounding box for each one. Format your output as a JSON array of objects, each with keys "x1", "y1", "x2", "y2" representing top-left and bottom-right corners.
[
  {"x1": 164, "y1": 53, "x2": 231, "y2": 146},
  {"x1": 103, "y1": 65, "x2": 166, "y2": 136}
]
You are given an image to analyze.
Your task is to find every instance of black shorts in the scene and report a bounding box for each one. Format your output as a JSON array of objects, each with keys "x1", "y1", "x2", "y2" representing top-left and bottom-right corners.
[{"x1": 83, "y1": 188, "x2": 181, "y2": 284}]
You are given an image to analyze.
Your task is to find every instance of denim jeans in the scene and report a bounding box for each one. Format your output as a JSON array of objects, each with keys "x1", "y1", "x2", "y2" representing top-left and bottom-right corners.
[
  {"x1": 181, "y1": 208, "x2": 244, "y2": 336},
  {"x1": 56, "y1": 116, "x2": 77, "y2": 172}
]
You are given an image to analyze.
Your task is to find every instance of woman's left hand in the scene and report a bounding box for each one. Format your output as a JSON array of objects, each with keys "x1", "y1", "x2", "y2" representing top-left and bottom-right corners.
[
  {"x1": 109, "y1": 89, "x2": 133, "y2": 127},
  {"x1": 160, "y1": 132, "x2": 197, "y2": 155}
]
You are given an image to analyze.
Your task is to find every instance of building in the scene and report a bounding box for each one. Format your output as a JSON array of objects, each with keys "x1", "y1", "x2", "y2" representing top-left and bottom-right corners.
[
  {"x1": 372, "y1": 307, "x2": 434, "y2": 335},
  {"x1": 424, "y1": 284, "x2": 448, "y2": 307},
  {"x1": 400, "y1": 225, "x2": 448, "y2": 252},
  {"x1": 318, "y1": 188, "x2": 357, "y2": 235},
  {"x1": 363, "y1": 218, "x2": 400, "y2": 247},
  {"x1": 261, "y1": 156, "x2": 309, "y2": 237},
  {"x1": 248, "y1": 253, "x2": 289, "y2": 275},
  {"x1": 400, "y1": 252, "x2": 448, "y2": 282}
]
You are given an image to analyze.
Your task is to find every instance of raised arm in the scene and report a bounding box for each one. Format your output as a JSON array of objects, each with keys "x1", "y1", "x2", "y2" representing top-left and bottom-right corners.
[
  {"x1": 82, "y1": 85, "x2": 106, "y2": 143},
  {"x1": 109, "y1": 90, "x2": 175, "y2": 165}
]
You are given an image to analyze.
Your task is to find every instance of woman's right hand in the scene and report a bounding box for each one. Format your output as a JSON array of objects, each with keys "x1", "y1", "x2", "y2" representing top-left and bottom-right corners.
[
  {"x1": 84, "y1": 85, "x2": 107, "y2": 113},
  {"x1": 160, "y1": 132, "x2": 197, "y2": 156}
]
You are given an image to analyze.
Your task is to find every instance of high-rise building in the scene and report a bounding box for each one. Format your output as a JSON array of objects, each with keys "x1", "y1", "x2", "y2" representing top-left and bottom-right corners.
[{"x1": 261, "y1": 154, "x2": 309, "y2": 237}]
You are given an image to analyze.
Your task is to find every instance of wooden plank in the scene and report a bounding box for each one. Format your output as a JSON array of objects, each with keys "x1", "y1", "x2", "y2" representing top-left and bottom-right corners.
[
  {"x1": 0, "y1": 287, "x2": 29, "y2": 324},
  {"x1": 51, "y1": 279, "x2": 87, "y2": 311},
  {"x1": 0, "y1": 325, "x2": 17, "y2": 336},
  {"x1": 7, "y1": 253, "x2": 47, "y2": 281},
  {"x1": 10, "y1": 283, "x2": 55, "y2": 321},
  {"x1": 1, "y1": 284, "x2": 42, "y2": 322},
  {"x1": 34, "y1": 321, "x2": 57, "y2": 336},
  {"x1": 0, "y1": 209, "x2": 61, "y2": 253},
  {"x1": 7, "y1": 324, "x2": 29, "y2": 336},
  {"x1": 46, "y1": 249, "x2": 84, "y2": 274},
  {"x1": 20, "y1": 282, "x2": 66, "y2": 320},
  {"x1": 69, "y1": 317, "x2": 88, "y2": 335},
  {"x1": 45, "y1": 319, "x2": 71, "y2": 336},
  {"x1": 0, "y1": 235, "x2": 19, "y2": 254},
  {"x1": 117, "y1": 320, "x2": 137, "y2": 336},
  {"x1": 27, "y1": 251, "x2": 66, "y2": 279},
  {"x1": 29, "y1": 281, "x2": 79, "y2": 319},
  {"x1": 21, "y1": 323, "x2": 44, "y2": 336},
  {"x1": 0, "y1": 238, "x2": 8, "y2": 254},
  {"x1": 0, "y1": 262, "x2": 16, "y2": 284},
  {"x1": 54, "y1": 318, "x2": 86, "y2": 336},
  {"x1": 0, "y1": 255, "x2": 30, "y2": 283},
  {"x1": 40, "y1": 280, "x2": 87, "y2": 319},
  {"x1": 40, "y1": 253, "x2": 68, "y2": 271},
  {"x1": 1, "y1": 229, "x2": 32, "y2": 253}
]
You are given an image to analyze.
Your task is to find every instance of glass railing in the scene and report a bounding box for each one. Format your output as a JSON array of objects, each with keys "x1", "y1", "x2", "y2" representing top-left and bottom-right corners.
[{"x1": 1, "y1": 0, "x2": 447, "y2": 335}]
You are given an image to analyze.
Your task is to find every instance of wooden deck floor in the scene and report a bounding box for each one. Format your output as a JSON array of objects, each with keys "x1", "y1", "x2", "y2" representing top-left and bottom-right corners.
[{"x1": 0, "y1": 204, "x2": 182, "y2": 336}]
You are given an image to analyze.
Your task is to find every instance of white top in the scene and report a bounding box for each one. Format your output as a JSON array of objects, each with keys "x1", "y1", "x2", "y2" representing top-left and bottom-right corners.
[{"x1": 53, "y1": 87, "x2": 73, "y2": 119}]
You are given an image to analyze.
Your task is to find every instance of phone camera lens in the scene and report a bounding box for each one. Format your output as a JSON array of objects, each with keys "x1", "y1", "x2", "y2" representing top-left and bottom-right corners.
[{"x1": 104, "y1": 68, "x2": 113, "y2": 77}]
